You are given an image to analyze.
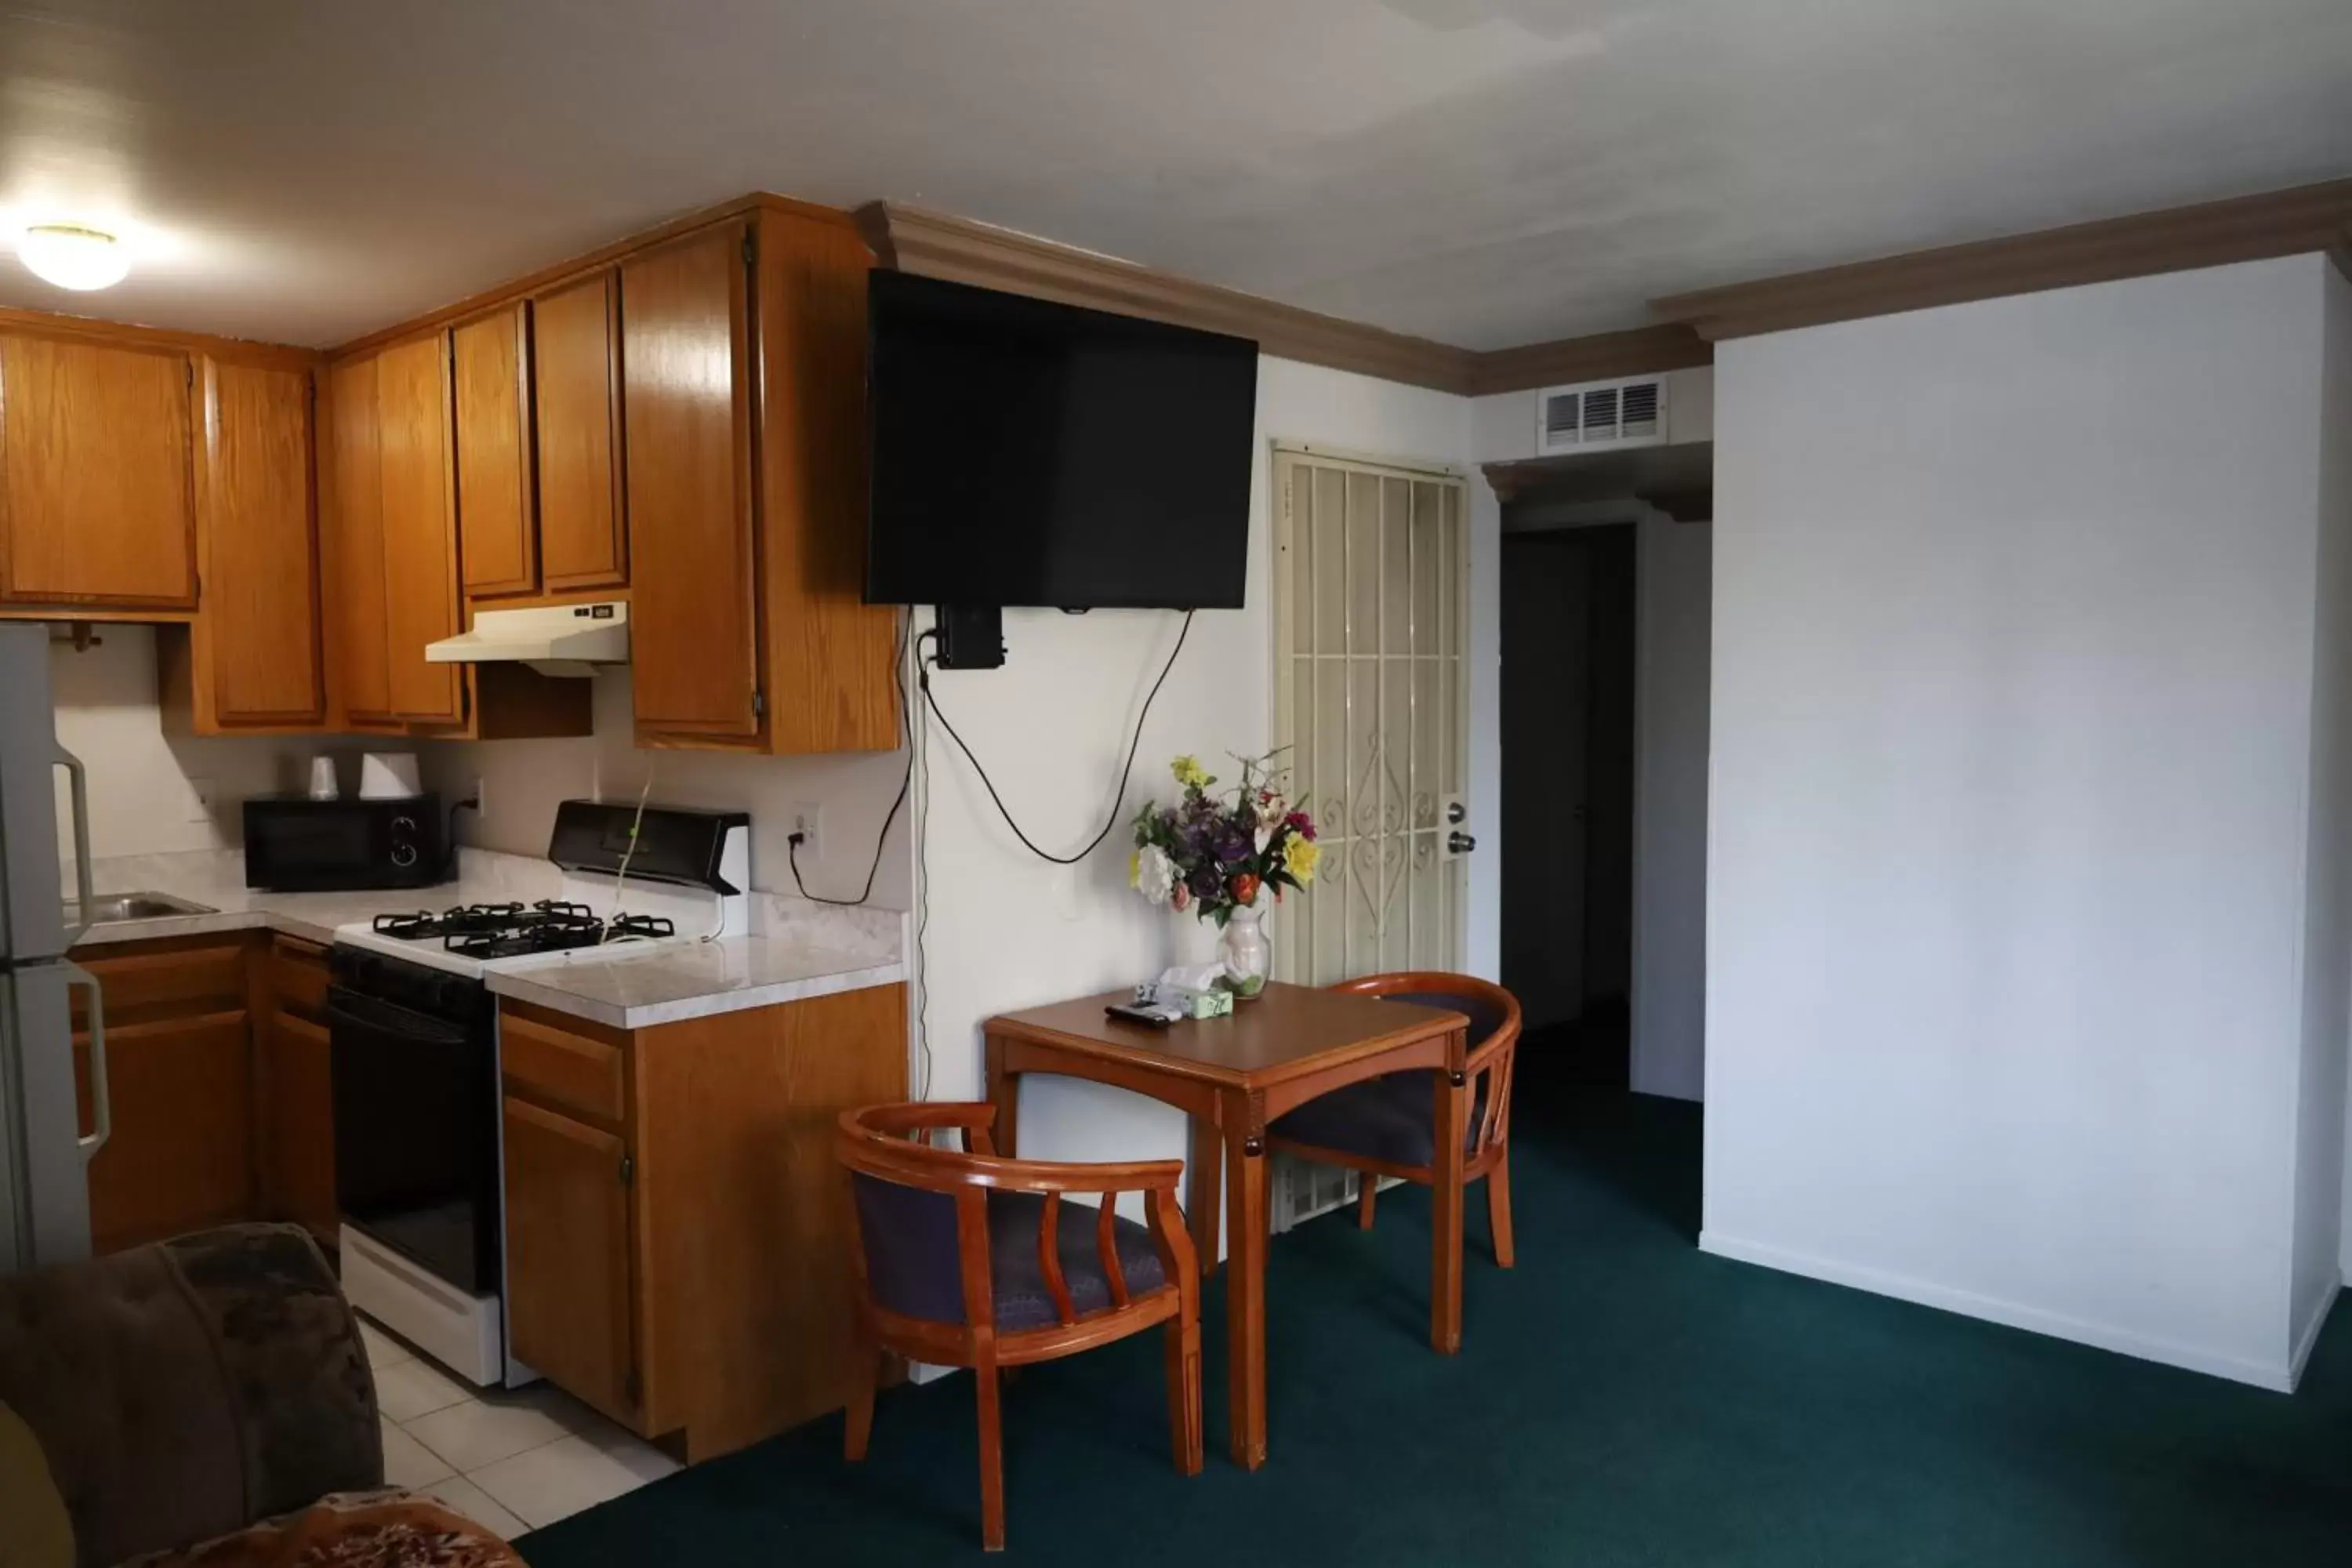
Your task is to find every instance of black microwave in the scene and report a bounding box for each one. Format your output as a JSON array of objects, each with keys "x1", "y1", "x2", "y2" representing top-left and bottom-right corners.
[{"x1": 243, "y1": 796, "x2": 446, "y2": 892}]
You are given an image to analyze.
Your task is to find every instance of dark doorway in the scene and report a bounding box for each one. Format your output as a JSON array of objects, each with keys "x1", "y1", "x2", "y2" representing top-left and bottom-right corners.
[{"x1": 1501, "y1": 524, "x2": 1636, "y2": 1087}]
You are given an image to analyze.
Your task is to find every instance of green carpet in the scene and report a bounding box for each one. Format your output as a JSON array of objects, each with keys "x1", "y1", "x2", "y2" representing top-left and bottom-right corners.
[{"x1": 517, "y1": 1081, "x2": 2352, "y2": 1566}]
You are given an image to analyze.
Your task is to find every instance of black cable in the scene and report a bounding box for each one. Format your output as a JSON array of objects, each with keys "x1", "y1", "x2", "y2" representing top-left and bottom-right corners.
[
  {"x1": 918, "y1": 610, "x2": 1194, "y2": 866},
  {"x1": 789, "y1": 612, "x2": 915, "y2": 907}
]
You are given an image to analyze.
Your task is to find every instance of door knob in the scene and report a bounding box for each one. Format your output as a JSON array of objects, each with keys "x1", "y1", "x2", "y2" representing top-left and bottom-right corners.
[
  {"x1": 1446, "y1": 800, "x2": 1467, "y2": 826},
  {"x1": 1447, "y1": 831, "x2": 1477, "y2": 855}
]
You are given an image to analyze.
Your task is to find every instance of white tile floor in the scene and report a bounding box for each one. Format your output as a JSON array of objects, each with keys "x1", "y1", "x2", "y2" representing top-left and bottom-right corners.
[{"x1": 358, "y1": 1315, "x2": 680, "y2": 1537}]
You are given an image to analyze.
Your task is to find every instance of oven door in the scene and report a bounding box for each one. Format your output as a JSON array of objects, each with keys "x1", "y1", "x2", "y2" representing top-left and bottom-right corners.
[{"x1": 328, "y1": 984, "x2": 500, "y2": 1294}]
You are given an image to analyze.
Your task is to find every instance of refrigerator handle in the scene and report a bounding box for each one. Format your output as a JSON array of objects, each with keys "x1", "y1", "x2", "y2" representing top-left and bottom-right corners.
[
  {"x1": 63, "y1": 960, "x2": 110, "y2": 1158},
  {"x1": 56, "y1": 743, "x2": 95, "y2": 946}
]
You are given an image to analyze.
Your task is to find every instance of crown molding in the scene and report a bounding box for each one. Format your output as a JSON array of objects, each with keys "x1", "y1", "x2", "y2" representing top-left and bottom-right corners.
[
  {"x1": 859, "y1": 201, "x2": 1479, "y2": 394},
  {"x1": 328, "y1": 191, "x2": 859, "y2": 361},
  {"x1": 1467, "y1": 324, "x2": 1713, "y2": 396},
  {"x1": 1653, "y1": 177, "x2": 2352, "y2": 342}
]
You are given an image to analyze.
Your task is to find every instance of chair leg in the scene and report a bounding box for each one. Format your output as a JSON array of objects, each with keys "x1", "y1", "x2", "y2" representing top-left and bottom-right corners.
[
  {"x1": 1164, "y1": 1314, "x2": 1203, "y2": 1476},
  {"x1": 975, "y1": 1356, "x2": 1006, "y2": 1552},
  {"x1": 844, "y1": 1330, "x2": 880, "y2": 1462},
  {"x1": 1486, "y1": 1149, "x2": 1515, "y2": 1269},
  {"x1": 1356, "y1": 1174, "x2": 1377, "y2": 1230}
]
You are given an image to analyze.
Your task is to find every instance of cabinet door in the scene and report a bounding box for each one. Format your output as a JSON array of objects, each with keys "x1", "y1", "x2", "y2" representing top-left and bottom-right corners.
[
  {"x1": 198, "y1": 359, "x2": 325, "y2": 724},
  {"x1": 326, "y1": 356, "x2": 394, "y2": 721},
  {"x1": 267, "y1": 1011, "x2": 339, "y2": 1241},
  {"x1": 75, "y1": 1011, "x2": 252, "y2": 1254},
  {"x1": 533, "y1": 272, "x2": 627, "y2": 591},
  {"x1": 622, "y1": 224, "x2": 760, "y2": 740},
  {"x1": 376, "y1": 334, "x2": 464, "y2": 724},
  {"x1": 453, "y1": 305, "x2": 537, "y2": 597},
  {"x1": 0, "y1": 332, "x2": 197, "y2": 608},
  {"x1": 503, "y1": 1095, "x2": 638, "y2": 1423}
]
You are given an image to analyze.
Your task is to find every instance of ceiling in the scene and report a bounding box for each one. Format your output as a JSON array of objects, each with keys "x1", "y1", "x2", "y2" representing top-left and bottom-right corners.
[{"x1": 2, "y1": 0, "x2": 2349, "y2": 353}]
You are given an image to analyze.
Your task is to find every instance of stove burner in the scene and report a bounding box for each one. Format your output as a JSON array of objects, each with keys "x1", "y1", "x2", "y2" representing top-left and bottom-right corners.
[
  {"x1": 373, "y1": 903, "x2": 529, "y2": 942},
  {"x1": 372, "y1": 898, "x2": 681, "y2": 962},
  {"x1": 608, "y1": 914, "x2": 676, "y2": 941}
]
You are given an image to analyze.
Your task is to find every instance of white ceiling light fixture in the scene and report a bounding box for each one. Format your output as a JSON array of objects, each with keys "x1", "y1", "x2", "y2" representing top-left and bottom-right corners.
[{"x1": 17, "y1": 223, "x2": 129, "y2": 291}]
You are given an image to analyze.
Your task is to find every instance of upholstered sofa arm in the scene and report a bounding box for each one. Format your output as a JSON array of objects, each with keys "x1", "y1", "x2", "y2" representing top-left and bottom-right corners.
[{"x1": 0, "y1": 1223, "x2": 382, "y2": 1568}]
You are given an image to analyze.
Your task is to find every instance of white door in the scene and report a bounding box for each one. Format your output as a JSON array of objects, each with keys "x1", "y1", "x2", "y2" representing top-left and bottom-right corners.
[{"x1": 1270, "y1": 447, "x2": 1468, "y2": 984}]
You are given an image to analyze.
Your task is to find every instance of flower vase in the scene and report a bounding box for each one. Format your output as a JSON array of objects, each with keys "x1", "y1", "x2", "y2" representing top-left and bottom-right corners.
[{"x1": 1220, "y1": 899, "x2": 1271, "y2": 1000}]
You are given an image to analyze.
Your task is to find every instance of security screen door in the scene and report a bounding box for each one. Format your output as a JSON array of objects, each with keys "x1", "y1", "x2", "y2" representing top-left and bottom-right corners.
[{"x1": 1270, "y1": 446, "x2": 1468, "y2": 985}]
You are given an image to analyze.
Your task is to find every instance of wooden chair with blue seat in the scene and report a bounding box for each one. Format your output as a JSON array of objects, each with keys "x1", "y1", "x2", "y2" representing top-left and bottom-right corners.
[
  {"x1": 1267, "y1": 971, "x2": 1525, "y2": 1280},
  {"x1": 836, "y1": 1102, "x2": 1203, "y2": 1552}
]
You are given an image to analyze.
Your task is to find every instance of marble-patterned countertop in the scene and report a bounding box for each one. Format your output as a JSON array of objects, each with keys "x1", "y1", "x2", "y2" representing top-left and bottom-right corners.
[
  {"x1": 483, "y1": 938, "x2": 906, "y2": 1030},
  {"x1": 67, "y1": 849, "x2": 907, "y2": 1029}
]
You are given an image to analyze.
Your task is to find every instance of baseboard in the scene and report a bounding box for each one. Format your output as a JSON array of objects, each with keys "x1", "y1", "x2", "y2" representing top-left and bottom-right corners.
[
  {"x1": 1698, "y1": 1229, "x2": 2296, "y2": 1393},
  {"x1": 2288, "y1": 1281, "x2": 2339, "y2": 1388}
]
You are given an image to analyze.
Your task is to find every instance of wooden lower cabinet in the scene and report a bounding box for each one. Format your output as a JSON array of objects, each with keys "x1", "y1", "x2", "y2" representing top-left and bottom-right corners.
[
  {"x1": 503, "y1": 1096, "x2": 638, "y2": 1421},
  {"x1": 67, "y1": 930, "x2": 344, "y2": 1254},
  {"x1": 74, "y1": 1011, "x2": 251, "y2": 1253},
  {"x1": 499, "y1": 981, "x2": 908, "y2": 1461},
  {"x1": 260, "y1": 933, "x2": 339, "y2": 1242},
  {"x1": 265, "y1": 1011, "x2": 338, "y2": 1240}
]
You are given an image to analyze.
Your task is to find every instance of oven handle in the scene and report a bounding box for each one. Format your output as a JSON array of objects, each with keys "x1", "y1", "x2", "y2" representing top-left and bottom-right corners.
[{"x1": 328, "y1": 986, "x2": 475, "y2": 1045}]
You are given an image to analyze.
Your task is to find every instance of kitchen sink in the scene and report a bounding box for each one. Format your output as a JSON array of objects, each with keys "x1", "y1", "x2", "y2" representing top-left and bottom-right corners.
[{"x1": 65, "y1": 891, "x2": 217, "y2": 924}]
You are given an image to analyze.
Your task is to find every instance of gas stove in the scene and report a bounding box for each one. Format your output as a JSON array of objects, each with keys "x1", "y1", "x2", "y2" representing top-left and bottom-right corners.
[
  {"x1": 336, "y1": 899, "x2": 694, "y2": 977},
  {"x1": 328, "y1": 800, "x2": 752, "y2": 979},
  {"x1": 368, "y1": 901, "x2": 680, "y2": 960}
]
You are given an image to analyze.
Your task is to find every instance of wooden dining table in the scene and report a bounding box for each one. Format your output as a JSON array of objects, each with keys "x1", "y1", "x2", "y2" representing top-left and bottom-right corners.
[{"x1": 982, "y1": 982, "x2": 1472, "y2": 1470}]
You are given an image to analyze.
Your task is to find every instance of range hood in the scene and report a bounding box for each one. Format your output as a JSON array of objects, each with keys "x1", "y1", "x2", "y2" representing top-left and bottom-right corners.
[{"x1": 424, "y1": 601, "x2": 629, "y2": 677}]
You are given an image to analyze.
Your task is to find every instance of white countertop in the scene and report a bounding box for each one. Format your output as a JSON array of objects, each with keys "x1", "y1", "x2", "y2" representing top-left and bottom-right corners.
[
  {"x1": 68, "y1": 850, "x2": 906, "y2": 1029},
  {"x1": 484, "y1": 938, "x2": 906, "y2": 1030}
]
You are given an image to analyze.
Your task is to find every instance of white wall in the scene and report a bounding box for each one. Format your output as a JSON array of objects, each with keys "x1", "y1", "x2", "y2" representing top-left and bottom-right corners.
[
  {"x1": 1704, "y1": 254, "x2": 2343, "y2": 1389},
  {"x1": 47, "y1": 626, "x2": 365, "y2": 864},
  {"x1": 1632, "y1": 514, "x2": 1711, "y2": 1101},
  {"x1": 40, "y1": 622, "x2": 913, "y2": 909},
  {"x1": 2295, "y1": 261, "x2": 2352, "y2": 1362},
  {"x1": 920, "y1": 356, "x2": 1480, "y2": 1212},
  {"x1": 2328, "y1": 266, "x2": 2352, "y2": 1297},
  {"x1": 416, "y1": 674, "x2": 912, "y2": 909}
]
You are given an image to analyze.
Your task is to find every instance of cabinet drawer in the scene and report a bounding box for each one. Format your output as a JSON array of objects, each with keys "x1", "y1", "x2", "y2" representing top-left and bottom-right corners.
[
  {"x1": 73, "y1": 938, "x2": 248, "y2": 1024},
  {"x1": 270, "y1": 936, "x2": 329, "y2": 1019},
  {"x1": 502, "y1": 1008, "x2": 627, "y2": 1123}
]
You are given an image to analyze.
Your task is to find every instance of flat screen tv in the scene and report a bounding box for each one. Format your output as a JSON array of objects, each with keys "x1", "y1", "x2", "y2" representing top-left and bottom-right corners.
[{"x1": 865, "y1": 270, "x2": 1258, "y2": 610}]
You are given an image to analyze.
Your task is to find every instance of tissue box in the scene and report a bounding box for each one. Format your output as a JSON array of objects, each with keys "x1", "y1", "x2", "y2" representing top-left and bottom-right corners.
[{"x1": 1154, "y1": 983, "x2": 1234, "y2": 1019}]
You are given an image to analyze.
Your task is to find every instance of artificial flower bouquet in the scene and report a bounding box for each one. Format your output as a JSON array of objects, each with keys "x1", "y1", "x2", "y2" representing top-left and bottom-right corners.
[{"x1": 1129, "y1": 752, "x2": 1321, "y2": 931}]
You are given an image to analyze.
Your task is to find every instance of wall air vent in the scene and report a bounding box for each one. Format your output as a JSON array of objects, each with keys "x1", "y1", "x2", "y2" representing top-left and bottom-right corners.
[{"x1": 1535, "y1": 374, "x2": 1668, "y2": 456}]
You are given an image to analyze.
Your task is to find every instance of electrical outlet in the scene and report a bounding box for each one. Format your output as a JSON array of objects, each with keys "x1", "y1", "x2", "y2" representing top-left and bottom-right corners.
[
  {"x1": 470, "y1": 775, "x2": 488, "y2": 817},
  {"x1": 789, "y1": 803, "x2": 823, "y2": 858},
  {"x1": 186, "y1": 777, "x2": 214, "y2": 824}
]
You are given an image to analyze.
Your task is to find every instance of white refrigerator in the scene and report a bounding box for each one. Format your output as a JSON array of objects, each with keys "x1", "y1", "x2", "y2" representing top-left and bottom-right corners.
[{"x1": 0, "y1": 622, "x2": 107, "y2": 1272}]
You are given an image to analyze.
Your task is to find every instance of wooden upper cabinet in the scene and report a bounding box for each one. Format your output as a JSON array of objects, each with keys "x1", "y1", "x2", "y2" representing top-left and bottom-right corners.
[
  {"x1": 0, "y1": 332, "x2": 197, "y2": 608},
  {"x1": 622, "y1": 223, "x2": 760, "y2": 740},
  {"x1": 326, "y1": 355, "x2": 394, "y2": 721},
  {"x1": 533, "y1": 271, "x2": 627, "y2": 591},
  {"x1": 376, "y1": 334, "x2": 464, "y2": 724},
  {"x1": 453, "y1": 304, "x2": 537, "y2": 597},
  {"x1": 752, "y1": 209, "x2": 900, "y2": 754},
  {"x1": 193, "y1": 359, "x2": 324, "y2": 726}
]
